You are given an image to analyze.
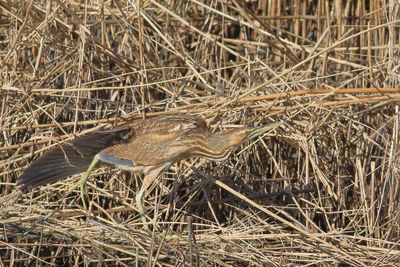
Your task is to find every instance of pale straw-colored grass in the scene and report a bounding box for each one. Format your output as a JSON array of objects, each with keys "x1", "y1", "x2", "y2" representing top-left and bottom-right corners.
[{"x1": 1, "y1": 1, "x2": 400, "y2": 266}]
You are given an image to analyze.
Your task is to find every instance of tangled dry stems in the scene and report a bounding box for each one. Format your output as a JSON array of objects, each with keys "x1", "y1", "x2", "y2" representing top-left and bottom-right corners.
[{"x1": 1, "y1": 1, "x2": 400, "y2": 266}]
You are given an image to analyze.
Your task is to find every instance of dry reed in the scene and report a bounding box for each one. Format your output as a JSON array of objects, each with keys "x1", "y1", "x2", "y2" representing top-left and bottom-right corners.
[{"x1": 1, "y1": 0, "x2": 400, "y2": 266}]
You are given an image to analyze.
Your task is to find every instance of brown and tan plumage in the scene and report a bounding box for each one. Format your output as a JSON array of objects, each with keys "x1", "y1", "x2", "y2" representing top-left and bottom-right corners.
[{"x1": 18, "y1": 115, "x2": 282, "y2": 226}]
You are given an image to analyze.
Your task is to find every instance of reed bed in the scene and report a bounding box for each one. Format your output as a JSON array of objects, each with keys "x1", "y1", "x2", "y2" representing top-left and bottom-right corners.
[{"x1": 1, "y1": 0, "x2": 400, "y2": 266}]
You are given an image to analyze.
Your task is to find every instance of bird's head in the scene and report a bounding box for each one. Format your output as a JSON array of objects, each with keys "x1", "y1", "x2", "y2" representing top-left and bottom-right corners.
[
  {"x1": 200, "y1": 121, "x2": 283, "y2": 161},
  {"x1": 223, "y1": 121, "x2": 284, "y2": 147}
]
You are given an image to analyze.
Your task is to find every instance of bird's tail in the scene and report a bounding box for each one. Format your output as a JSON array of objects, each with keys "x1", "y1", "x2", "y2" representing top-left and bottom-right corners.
[{"x1": 17, "y1": 131, "x2": 125, "y2": 189}]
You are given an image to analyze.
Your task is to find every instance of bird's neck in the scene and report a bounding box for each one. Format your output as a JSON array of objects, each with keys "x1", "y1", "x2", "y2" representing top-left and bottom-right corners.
[{"x1": 202, "y1": 134, "x2": 235, "y2": 161}]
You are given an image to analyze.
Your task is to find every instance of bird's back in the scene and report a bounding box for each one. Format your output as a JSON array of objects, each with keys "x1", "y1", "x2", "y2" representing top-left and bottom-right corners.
[
  {"x1": 127, "y1": 115, "x2": 208, "y2": 136},
  {"x1": 100, "y1": 115, "x2": 209, "y2": 166}
]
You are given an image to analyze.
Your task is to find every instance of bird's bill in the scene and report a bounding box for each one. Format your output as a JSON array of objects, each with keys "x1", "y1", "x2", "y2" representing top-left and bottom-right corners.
[{"x1": 245, "y1": 121, "x2": 284, "y2": 140}]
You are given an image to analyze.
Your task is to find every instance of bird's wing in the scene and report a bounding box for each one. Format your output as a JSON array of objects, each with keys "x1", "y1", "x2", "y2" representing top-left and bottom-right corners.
[
  {"x1": 18, "y1": 130, "x2": 129, "y2": 189},
  {"x1": 98, "y1": 115, "x2": 208, "y2": 167},
  {"x1": 99, "y1": 130, "x2": 183, "y2": 166}
]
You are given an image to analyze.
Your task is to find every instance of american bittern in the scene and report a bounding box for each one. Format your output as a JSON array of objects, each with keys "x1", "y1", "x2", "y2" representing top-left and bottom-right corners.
[{"x1": 18, "y1": 115, "x2": 282, "y2": 225}]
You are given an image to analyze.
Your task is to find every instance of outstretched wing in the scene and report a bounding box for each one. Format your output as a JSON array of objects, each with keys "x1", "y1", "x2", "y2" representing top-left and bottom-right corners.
[{"x1": 18, "y1": 131, "x2": 128, "y2": 189}]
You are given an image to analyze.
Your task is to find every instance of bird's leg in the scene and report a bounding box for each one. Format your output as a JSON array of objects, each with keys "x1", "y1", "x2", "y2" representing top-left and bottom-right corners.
[
  {"x1": 136, "y1": 163, "x2": 168, "y2": 229},
  {"x1": 69, "y1": 154, "x2": 100, "y2": 209},
  {"x1": 135, "y1": 185, "x2": 147, "y2": 226}
]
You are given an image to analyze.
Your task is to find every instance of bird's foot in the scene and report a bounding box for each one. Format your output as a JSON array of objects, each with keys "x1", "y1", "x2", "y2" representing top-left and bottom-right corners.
[
  {"x1": 67, "y1": 154, "x2": 100, "y2": 209},
  {"x1": 139, "y1": 213, "x2": 149, "y2": 231},
  {"x1": 79, "y1": 182, "x2": 90, "y2": 210},
  {"x1": 67, "y1": 178, "x2": 90, "y2": 210}
]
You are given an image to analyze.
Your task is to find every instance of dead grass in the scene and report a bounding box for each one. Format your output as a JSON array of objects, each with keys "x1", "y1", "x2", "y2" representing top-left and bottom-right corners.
[{"x1": 1, "y1": 0, "x2": 400, "y2": 266}]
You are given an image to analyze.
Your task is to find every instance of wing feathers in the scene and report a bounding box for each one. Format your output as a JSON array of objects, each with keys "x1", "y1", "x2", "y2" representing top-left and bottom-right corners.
[{"x1": 18, "y1": 132, "x2": 124, "y2": 189}]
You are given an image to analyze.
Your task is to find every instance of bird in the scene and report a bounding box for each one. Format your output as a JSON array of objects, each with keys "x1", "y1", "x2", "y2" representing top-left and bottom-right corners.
[{"x1": 18, "y1": 115, "x2": 282, "y2": 226}]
